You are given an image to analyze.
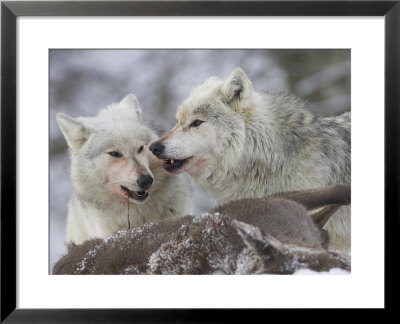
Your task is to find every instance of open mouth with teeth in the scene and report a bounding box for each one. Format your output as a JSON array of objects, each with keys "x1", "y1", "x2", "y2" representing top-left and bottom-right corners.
[
  {"x1": 121, "y1": 185, "x2": 149, "y2": 202},
  {"x1": 162, "y1": 157, "x2": 191, "y2": 173}
]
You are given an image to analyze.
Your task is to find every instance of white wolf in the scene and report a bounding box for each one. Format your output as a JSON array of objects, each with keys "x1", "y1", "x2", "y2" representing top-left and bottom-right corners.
[
  {"x1": 57, "y1": 94, "x2": 192, "y2": 246},
  {"x1": 149, "y1": 68, "x2": 351, "y2": 251}
]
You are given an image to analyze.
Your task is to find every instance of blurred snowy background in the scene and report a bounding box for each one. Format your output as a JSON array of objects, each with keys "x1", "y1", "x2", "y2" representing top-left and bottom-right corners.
[{"x1": 49, "y1": 49, "x2": 350, "y2": 273}]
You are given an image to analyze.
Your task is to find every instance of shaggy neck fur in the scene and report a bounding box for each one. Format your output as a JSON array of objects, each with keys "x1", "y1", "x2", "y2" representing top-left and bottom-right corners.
[
  {"x1": 67, "y1": 164, "x2": 192, "y2": 245},
  {"x1": 194, "y1": 91, "x2": 351, "y2": 251},
  {"x1": 198, "y1": 93, "x2": 326, "y2": 204}
]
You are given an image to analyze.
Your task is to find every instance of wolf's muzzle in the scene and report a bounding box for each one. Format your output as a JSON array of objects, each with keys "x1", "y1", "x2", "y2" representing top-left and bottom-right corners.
[{"x1": 149, "y1": 141, "x2": 165, "y2": 157}]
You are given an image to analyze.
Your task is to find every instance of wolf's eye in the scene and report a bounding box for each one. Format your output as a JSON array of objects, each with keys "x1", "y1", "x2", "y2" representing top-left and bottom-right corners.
[
  {"x1": 189, "y1": 120, "x2": 204, "y2": 128},
  {"x1": 108, "y1": 151, "x2": 122, "y2": 158},
  {"x1": 138, "y1": 146, "x2": 144, "y2": 153}
]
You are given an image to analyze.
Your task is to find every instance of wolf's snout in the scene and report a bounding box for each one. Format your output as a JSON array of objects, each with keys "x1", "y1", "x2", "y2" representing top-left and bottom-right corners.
[
  {"x1": 149, "y1": 142, "x2": 165, "y2": 157},
  {"x1": 137, "y1": 174, "x2": 154, "y2": 190}
]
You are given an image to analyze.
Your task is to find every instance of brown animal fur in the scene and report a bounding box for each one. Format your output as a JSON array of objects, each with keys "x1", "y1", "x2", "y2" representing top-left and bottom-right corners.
[
  {"x1": 53, "y1": 185, "x2": 350, "y2": 275},
  {"x1": 211, "y1": 184, "x2": 350, "y2": 248}
]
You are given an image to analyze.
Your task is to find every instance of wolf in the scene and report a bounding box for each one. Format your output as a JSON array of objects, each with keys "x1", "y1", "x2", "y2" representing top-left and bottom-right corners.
[
  {"x1": 149, "y1": 68, "x2": 351, "y2": 251},
  {"x1": 53, "y1": 184, "x2": 351, "y2": 275},
  {"x1": 56, "y1": 94, "x2": 192, "y2": 246}
]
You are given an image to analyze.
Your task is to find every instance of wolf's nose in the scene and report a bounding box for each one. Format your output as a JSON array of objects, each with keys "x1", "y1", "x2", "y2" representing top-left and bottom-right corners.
[
  {"x1": 137, "y1": 175, "x2": 154, "y2": 190},
  {"x1": 149, "y1": 142, "x2": 165, "y2": 157}
]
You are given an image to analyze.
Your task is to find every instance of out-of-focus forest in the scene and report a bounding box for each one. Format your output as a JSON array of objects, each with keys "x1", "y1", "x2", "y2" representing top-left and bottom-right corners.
[{"x1": 49, "y1": 49, "x2": 350, "y2": 272}]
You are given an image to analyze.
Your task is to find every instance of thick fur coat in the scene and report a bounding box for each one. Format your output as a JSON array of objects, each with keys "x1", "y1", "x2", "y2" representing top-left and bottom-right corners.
[
  {"x1": 57, "y1": 94, "x2": 192, "y2": 245},
  {"x1": 150, "y1": 68, "x2": 351, "y2": 251}
]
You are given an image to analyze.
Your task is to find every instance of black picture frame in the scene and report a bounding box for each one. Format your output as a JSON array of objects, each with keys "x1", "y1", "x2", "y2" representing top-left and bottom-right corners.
[{"x1": 1, "y1": 0, "x2": 398, "y2": 321}]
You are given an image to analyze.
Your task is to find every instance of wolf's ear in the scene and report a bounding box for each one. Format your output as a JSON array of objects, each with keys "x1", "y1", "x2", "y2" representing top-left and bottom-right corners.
[
  {"x1": 221, "y1": 68, "x2": 254, "y2": 110},
  {"x1": 119, "y1": 93, "x2": 142, "y2": 120},
  {"x1": 56, "y1": 113, "x2": 91, "y2": 151}
]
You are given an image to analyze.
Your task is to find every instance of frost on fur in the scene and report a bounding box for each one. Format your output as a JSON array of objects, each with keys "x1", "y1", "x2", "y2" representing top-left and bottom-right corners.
[
  {"x1": 53, "y1": 185, "x2": 351, "y2": 275},
  {"x1": 53, "y1": 213, "x2": 350, "y2": 275}
]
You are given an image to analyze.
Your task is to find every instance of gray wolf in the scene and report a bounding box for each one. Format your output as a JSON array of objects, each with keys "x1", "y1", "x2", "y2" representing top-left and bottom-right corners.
[
  {"x1": 53, "y1": 185, "x2": 351, "y2": 275},
  {"x1": 149, "y1": 68, "x2": 351, "y2": 251},
  {"x1": 56, "y1": 94, "x2": 192, "y2": 245}
]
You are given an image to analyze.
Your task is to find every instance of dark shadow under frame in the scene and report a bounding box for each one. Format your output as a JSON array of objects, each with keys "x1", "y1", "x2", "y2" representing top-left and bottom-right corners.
[{"x1": 1, "y1": 1, "x2": 399, "y2": 322}]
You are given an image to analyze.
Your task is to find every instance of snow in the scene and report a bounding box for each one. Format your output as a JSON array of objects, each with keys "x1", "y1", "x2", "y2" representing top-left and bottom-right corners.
[
  {"x1": 294, "y1": 268, "x2": 350, "y2": 275},
  {"x1": 235, "y1": 248, "x2": 260, "y2": 275},
  {"x1": 54, "y1": 213, "x2": 351, "y2": 275},
  {"x1": 74, "y1": 249, "x2": 98, "y2": 274}
]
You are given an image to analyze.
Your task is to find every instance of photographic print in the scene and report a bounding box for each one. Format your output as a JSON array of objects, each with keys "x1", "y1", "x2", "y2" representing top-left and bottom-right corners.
[
  {"x1": 2, "y1": 0, "x2": 395, "y2": 318},
  {"x1": 50, "y1": 49, "x2": 351, "y2": 275}
]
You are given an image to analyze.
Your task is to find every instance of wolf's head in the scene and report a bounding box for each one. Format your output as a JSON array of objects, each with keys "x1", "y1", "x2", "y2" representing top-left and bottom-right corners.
[
  {"x1": 57, "y1": 94, "x2": 160, "y2": 205},
  {"x1": 149, "y1": 68, "x2": 256, "y2": 179}
]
